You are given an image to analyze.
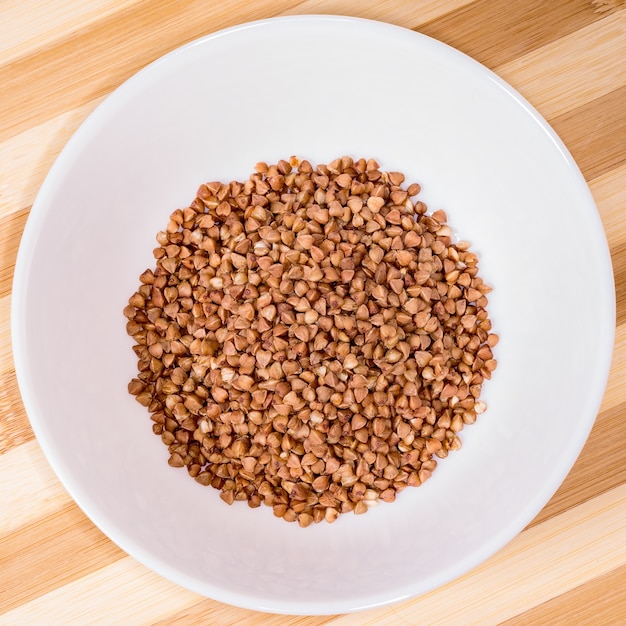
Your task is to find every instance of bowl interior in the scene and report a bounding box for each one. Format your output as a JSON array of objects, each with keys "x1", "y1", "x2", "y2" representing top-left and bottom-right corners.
[{"x1": 12, "y1": 16, "x2": 614, "y2": 614}]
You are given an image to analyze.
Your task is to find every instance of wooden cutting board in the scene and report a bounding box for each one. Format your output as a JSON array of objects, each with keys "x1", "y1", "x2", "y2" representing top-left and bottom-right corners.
[{"x1": 1, "y1": 1, "x2": 625, "y2": 623}]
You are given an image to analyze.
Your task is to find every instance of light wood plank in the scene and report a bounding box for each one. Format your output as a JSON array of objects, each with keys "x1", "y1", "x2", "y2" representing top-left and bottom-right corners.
[
  {"x1": 0, "y1": 439, "x2": 71, "y2": 539},
  {"x1": 155, "y1": 603, "x2": 336, "y2": 626},
  {"x1": 0, "y1": 0, "x2": 139, "y2": 64},
  {"x1": 497, "y1": 9, "x2": 626, "y2": 120}
]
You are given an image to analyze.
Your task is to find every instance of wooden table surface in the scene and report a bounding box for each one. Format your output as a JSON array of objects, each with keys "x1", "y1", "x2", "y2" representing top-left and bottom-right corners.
[{"x1": 2, "y1": 1, "x2": 626, "y2": 624}]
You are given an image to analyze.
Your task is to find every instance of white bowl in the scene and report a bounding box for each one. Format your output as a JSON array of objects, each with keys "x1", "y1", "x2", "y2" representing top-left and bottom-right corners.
[{"x1": 12, "y1": 16, "x2": 614, "y2": 614}]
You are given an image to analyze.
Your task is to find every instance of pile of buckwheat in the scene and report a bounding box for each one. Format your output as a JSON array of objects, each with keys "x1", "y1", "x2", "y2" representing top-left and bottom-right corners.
[{"x1": 124, "y1": 156, "x2": 497, "y2": 527}]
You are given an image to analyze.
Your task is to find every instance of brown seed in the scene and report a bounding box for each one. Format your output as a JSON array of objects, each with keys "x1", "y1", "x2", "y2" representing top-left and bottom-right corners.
[
  {"x1": 233, "y1": 375, "x2": 254, "y2": 391},
  {"x1": 380, "y1": 324, "x2": 397, "y2": 341},
  {"x1": 294, "y1": 325, "x2": 310, "y2": 342},
  {"x1": 395, "y1": 250, "x2": 413, "y2": 266},
  {"x1": 128, "y1": 379, "x2": 145, "y2": 395},
  {"x1": 256, "y1": 350, "x2": 272, "y2": 367},
  {"x1": 367, "y1": 196, "x2": 385, "y2": 212},
  {"x1": 354, "y1": 500, "x2": 368, "y2": 515},
  {"x1": 389, "y1": 278, "x2": 404, "y2": 294},
  {"x1": 343, "y1": 354, "x2": 359, "y2": 369},
  {"x1": 387, "y1": 171, "x2": 405, "y2": 186},
  {"x1": 261, "y1": 305, "x2": 277, "y2": 321},
  {"x1": 312, "y1": 475, "x2": 330, "y2": 491},
  {"x1": 220, "y1": 490, "x2": 236, "y2": 505},
  {"x1": 403, "y1": 231, "x2": 421, "y2": 247},
  {"x1": 354, "y1": 387, "x2": 368, "y2": 403},
  {"x1": 310, "y1": 208, "x2": 329, "y2": 224},
  {"x1": 298, "y1": 513, "x2": 314, "y2": 528},
  {"x1": 168, "y1": 453, "x2": 185, "y2": 468},
  {"x1": 296, "y1": 234, "x2": 314, "y2": 250},
  {"x1": 335, "y1": 173, "x2": 352, "y2": 188},
  {"x1": 211, "y1": 387, "x2": 228, "y2": 403}
]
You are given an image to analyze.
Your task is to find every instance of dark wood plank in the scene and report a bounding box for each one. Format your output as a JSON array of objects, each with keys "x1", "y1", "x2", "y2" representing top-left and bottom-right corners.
[
  {"x1": 418, "y1": 0, "x2": 602, "y2": 69},
  {"x1": 0, "y1": 503, "x2": 125, "y2": 613},
  {"x1": 612, "y1": 241, "x2": 626, "y2": 326},
  {"x1": 0, "y1": 207, "x2": 29, "y2": 300},
  {"x1": 550, "y1": 85, "x2": 626, "y2": 181}
]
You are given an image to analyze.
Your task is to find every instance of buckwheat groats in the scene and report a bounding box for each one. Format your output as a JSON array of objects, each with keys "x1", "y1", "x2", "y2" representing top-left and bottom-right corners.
[{"x1": 124, "y1": 156, "x2": 498, "y2": 527}]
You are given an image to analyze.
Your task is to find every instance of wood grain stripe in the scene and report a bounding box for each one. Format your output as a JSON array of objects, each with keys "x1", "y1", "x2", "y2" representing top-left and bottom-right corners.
[
  {"x1": 0, "y1": 370, "x2": 32, "y2": 455},
  {"x1": 591, "y1": 163, "x2": 626, "y2": 249},
  {"x1": 0, "y1": 207, "x2": 28, "y2": 299},
  {"x1": 155, "y1": 604, "x2": 337, "y2": 626},
  {"x1": 0, "y1": 440, "x2": 71, "y2": 539},
  {"x1": 0, "y1": 0, "x2": 303, "y2": 144},
  {"x1": 613, "y1": 242, "x2": 626, "y2": 325},
  {"x1": 550, "y1": 84, "x2": 626, "y2": 181},
  {"x1": 502, "y1": 563, "x2": 626, "y2": 625},
  {"x1": 0, "y1": 503, "x2": 125, "y2": 614},
  {"x1": 0, "y1": 297, "x2": 11, "y2": 375},
  {"x1": 597, "y1": 324, "x2": 626, "y2": 414},
  {"x1": 418, "y1": 0, "x2": 602, "y2": 69},
  {"x1": 282, "y1": 0, "x2": 475, "y2": 26},
  {"x1": 0, "y1": 0, "x2": 139, "y2": 64},
  {"x1": 592, "y1": 0, "x2": 626, "y2": 11}
]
